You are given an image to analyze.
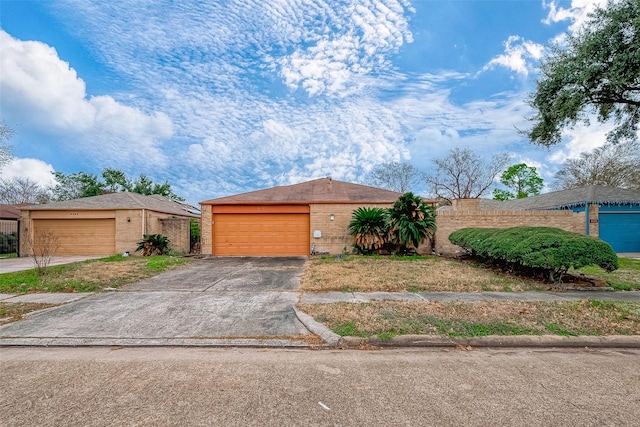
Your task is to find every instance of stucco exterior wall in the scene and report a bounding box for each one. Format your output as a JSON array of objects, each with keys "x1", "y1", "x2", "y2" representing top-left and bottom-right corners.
[{"x1": 435, "y1": 200, "x2": 588, "y2": 255}]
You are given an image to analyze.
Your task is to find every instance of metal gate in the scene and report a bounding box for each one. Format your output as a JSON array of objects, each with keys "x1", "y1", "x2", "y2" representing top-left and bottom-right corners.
[{"x1": 0, "y1": 219, "x2": 19, "y2": 254}]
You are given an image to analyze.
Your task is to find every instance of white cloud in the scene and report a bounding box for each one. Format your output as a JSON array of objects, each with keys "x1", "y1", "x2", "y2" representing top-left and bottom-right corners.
[
  {"x1": 542, "y1": 0, "x2": 607, "y2": 33},
  {"x1": 546, "y1": 121, "x2": 612, "y2": 164},
  {"x1": 0, "y1": 30, "x2": 172, "y2": 168},
  {"x1": 276, "y1": 0, "x2": 415, "y2": 96},
  {"x1": 483, "y1": 36, "x2": 545, "y2": 76},
  {"x1": 1, "y1": 158, "x2": 56, "y2": 187},
  {"x1": 7, "y1": 0, "x2": 589, "y2": 205}
]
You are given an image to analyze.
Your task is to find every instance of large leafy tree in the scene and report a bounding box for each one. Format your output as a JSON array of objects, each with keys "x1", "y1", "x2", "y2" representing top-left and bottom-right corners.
[
  {"x1": 525, "y1": 0, "x2": 640, "y2": 147},
  {"x1": 493, "y1": 163, "x2": 544, "y2": 201},
  {"x1": 368, "y1": 162, "x2": 423, "y2": 193},
  {"x1": 51, "y1": 169, "x2": 184, "y2": 201},
  {"x1": 424, "y1": 148, "x2": 511, "y2": 201},
  {"x1": 553, "y1": 141, "x2": 640, "y2": 189}
]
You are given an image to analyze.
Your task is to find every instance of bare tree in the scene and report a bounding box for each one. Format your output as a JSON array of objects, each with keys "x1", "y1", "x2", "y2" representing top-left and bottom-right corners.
[
  {"x1": 0, "y1": 122, "x2": 14, "y2": 171},
  {"x1": 553, "y1": 141, "x2": 640, "y2": 190},
  {"x1": 26, "y1": 229, "x2": 60, "y2": 276},
  {"x1": 368, "y1": 162, "x2": 423, "y2": 193},
  {"x1": 0, "y1": 177, "x2": 51, "y2": 204},
  {"x1": 425, "y1": 148, "x2": 511, "y2": 201}
]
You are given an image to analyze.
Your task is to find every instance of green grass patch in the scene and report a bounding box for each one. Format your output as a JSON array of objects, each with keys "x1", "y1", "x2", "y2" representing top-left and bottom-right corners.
[
  {"x1": 146, "y1": 256, "x2": 190, "y2": 270},
  {"x1": 575, "y1": 257, "x2": 640, "y2": 291},
  {"x1": 0, "y1": 255, "x2": 192, "y2": 293}
]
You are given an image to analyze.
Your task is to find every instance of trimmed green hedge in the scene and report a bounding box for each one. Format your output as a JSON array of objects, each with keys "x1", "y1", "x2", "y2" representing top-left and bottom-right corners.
[{"x1": 449, "y1": 227, "x2": 618, "y2": 283}]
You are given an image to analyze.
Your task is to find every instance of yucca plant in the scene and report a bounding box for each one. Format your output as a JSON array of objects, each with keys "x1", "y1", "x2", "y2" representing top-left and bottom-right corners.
[
  {"x1": 386, "y1": 192, "x2": 436, "y2": 255},
  {"x1": 136, "y1": 234, "x2": 171, "y2": 256},
  {"x1": 348, "y1": 207, "x2": 388, "y2": 254}
]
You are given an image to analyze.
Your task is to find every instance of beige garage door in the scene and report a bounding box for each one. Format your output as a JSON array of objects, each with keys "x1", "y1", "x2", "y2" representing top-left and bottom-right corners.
[
  {"x1": 213, "y1": 213, "x2": 310, "y2": 256},
  {"x1": 33, "y1": 219, "x2": 116, "y2": 256}
]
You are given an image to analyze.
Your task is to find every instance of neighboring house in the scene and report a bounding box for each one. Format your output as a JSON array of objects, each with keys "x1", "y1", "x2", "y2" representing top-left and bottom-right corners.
[
  {"x1": 0, "y1": 204, "x2": 22, "y2": 254},
  {"x1": 481, "y1": 185, "x2": 640, "y2": 252},
  {"x1": 200, "y1": 177, "x2": 412, "y2": 256},
  {"x1": 20, "y1": 193, "x2": 199, "y2": 256}
]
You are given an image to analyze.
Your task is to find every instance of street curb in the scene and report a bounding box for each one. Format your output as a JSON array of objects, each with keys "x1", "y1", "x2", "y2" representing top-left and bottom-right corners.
[
  {"x1": 0, "y1": 337, "x2": 311, "y2": 348},
  {"x1": 294, "y1": 307, "x2": 341, "y2": 346},
  {"x1": 338, "y1": 334, "x2": 640, "y2": 349}
]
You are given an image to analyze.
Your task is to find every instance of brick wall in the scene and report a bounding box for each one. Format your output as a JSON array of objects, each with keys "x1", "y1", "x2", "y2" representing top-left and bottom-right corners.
[
  {"x1": 160, "y1": 217, "x2": 191, "y2": 253},
  {"x1": 115, "y1": 210, "x2": 194, "y2": 255},
  {"x1": 115, "y1": 209, "x2": 143, "y2": 254},
  {"x1": 435, "y1": 205, "x2": 588, "y2": 255},
  {"x1": 309, "y1": 203, "x2": 393, "y2": 254},
  {"x1": 200, "y1": 205, "x2": 212, "y2": 255}
]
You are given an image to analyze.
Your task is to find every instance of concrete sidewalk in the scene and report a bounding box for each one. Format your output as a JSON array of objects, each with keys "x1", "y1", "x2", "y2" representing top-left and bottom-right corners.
[
  {"x1": 4, "y1": 289, "x2": 639, "y2": 305},
  {"x1": 2, "y1": 289, "x2": 640, "y2": 349},
  {"x1": 300, "y1": 290, "x2": 640, "y2": 304}
]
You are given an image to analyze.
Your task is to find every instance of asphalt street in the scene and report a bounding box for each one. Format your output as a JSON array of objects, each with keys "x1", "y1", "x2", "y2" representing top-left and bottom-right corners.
[{"x1": 2, "y1": 347, "x2": 639, "y2": 426}]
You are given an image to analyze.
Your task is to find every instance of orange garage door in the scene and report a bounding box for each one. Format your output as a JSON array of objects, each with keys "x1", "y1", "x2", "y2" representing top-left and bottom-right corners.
[
  {"x1": 213, "y1": 213, "x2": 310, "y2": 256},
  {"x1": 33, "y1": 219, "x2": 116, "y2": 256}
]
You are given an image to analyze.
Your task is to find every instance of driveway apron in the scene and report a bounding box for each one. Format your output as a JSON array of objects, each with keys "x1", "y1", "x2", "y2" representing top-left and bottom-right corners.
[{"x1": 0, "y1": 257, "x2": 310, "y2": 347}]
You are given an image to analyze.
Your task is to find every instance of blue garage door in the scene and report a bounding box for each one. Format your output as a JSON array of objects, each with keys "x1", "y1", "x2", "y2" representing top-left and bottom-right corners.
[{"x1": 599, "y1": 212, "x2": 640, "y2": 252}]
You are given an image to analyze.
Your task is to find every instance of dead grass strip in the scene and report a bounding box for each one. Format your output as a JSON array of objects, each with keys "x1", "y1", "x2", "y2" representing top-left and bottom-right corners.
[
  {"x1": 297, "y1": 300, "x2": 640, "y2": 337},
  {"x1": 301, "y1": 256, "x2": 542, "y2": 293}
]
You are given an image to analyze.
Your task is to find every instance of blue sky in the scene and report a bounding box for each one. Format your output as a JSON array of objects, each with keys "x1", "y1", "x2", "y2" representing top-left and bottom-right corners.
[{"x1": 0, "y1": 0, "x2": 616, "y2": 204}]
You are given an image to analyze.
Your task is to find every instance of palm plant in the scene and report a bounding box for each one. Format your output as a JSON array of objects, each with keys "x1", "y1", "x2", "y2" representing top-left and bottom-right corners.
[
  {"x1": 386, "y1": 192, "x2": 436, "y2": 255},
  {"x1": 348, "y1": 207, "x2": 388, "y2": 254},
  {"x1": 136, "y1": 234, "x2": 171, "y2": 256}
]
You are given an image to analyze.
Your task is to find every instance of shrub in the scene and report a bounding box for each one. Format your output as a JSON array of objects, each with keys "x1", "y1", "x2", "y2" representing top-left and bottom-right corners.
[
  {"x1": 348, "y1": 193, "x2": 437, "y2": 256},
  {"x1": 136, "y1": 234, "x2": 171, "y2": 256},
  {"x1": 449, "y1": 226, "x2": 618, "y2": 283},
  {"x1": 349, "y1": 207, "x2": 388, "y2": 254},
  {"x1": 190, "y1": 218, "x2": 200, "y2": 253},
  {"x1": 386, "y1": 192, "x2": 437, "y2": 255}
]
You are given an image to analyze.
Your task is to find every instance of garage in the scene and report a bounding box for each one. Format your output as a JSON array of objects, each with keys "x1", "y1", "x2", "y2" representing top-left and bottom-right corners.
[
  {"x1": 33, "y1": 219, "x2": 116, "y2": 255},
  {"x1": 599, "y1": 208, "x2": 640, "y2": 252},
  {"x1": 20, "y1": 192, "x2": 199, "y2": 257},
  {"x1": 201, "y1": 178, "x2": 403, "y2": 256},
  {"x1": 213, "y1": 212, "x2": 310, "y2": 256}
]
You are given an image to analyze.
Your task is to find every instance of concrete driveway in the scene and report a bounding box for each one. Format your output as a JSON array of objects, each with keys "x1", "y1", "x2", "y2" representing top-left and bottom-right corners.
[{"x1": 0, "y1": 257, "x2": 312, "y2": 347}]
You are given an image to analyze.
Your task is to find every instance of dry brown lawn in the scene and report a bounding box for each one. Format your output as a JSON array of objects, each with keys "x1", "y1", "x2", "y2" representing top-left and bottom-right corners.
[
  {"x1": 0, "y1": 302, "x2": 57, "y2": 325},
  {"x1": 298, "y1": 300, "x2": 640, "y2": 337},
  {"x1": 301, "y1": 255, "x2": 543, "y2": 293}
]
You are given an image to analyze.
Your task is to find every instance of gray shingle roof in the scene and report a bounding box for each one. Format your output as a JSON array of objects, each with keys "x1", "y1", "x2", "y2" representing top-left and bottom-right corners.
[
  {"x1": 23, "y1": 193, "x2": 199, "y2": 217},
  {"x1": 201, "y1": 178, "x2": 404, "y2": 205},
  {"x1": 0, "y1": 204, "x2": 26, "y2": 220},
  {"x1": 480, "y1": 185, "x2": 640, "y2": 210}
]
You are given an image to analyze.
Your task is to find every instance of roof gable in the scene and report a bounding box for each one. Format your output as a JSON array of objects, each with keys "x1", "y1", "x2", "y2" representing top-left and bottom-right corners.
[
  {"x1": 23, "y1": 193, "x2": 199, "y2": 217},
  {"x1": 201, "y1": 178, "x2": 403, "y2": 205}
]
